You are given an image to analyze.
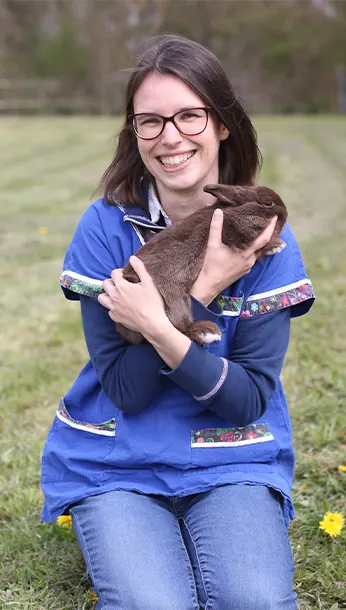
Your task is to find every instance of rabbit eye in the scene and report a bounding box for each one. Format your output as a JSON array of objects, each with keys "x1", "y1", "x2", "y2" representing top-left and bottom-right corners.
[{"x1": 264, "y1": 201, "x2": 275, "y2": 207}]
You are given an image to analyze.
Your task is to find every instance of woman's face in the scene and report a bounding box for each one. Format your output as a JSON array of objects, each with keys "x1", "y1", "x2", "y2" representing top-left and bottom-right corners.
[{"x1": 132, "y1": 73, "x2": 229, "y2": 198}]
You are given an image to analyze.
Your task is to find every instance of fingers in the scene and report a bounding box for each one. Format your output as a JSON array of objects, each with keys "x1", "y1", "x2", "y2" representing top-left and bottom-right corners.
[
  {"x1": 98, "y1": 292, "x2": 113, "y2": 310},
  {"x1": 110, "y1": 268, "x2": 124, "y2": 285},
  {"x1": 100, "y1": 268, "x2": 123, "y2": 298},
  {"x1": 102, "y1": 278, "x2": 117, "y2": 300},
  {"x1": 98, "y1": 259, "x2": 152, "y2": 310},
  {"x1": 99, "y1": 269, "x2": 123, "y2": 307},
  {"x1": 128, "y1": 256, "x2": 153, "y2": 285},
  {"x1": 251, "y1": 216, "x2": 277, "y2": 252},
  {"x1": 207, "y1": 209, "x2": 223, "y2": 248}
]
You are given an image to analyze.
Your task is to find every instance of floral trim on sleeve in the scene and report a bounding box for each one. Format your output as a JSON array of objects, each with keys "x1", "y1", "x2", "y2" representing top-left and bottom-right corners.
[
  {"x1": 56, "y1": 399, "x2": 116, "y2": 437},
  {"x1": 60, "y1": 271, "x2": 104, "y2": 298},
  {"x1": 240, "y1": 280, "x2": 314, "y2": 318},
  {"x1": 191, "y1": 424, "x2": 274, "y2": 447}
]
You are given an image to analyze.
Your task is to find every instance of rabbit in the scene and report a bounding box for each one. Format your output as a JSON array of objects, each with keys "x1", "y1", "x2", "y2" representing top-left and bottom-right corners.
[{"x1": 116, "y1": 184, "x2": 287, "y2": 344}]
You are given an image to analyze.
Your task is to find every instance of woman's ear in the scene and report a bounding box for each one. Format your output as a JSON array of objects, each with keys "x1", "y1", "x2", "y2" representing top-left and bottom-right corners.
[{"x1": 219, "y1": 124, "x2": 230, "y2": 141}]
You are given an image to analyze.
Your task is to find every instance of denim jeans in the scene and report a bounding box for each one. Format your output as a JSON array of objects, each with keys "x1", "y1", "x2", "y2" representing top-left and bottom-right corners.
[{"x1": 70, "y1": 484, "x2": 297, "y2": 610}]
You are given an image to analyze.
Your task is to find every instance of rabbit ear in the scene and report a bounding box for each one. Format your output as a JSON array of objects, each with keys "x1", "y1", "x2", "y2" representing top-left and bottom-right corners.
[
  {"x1": 203, "y1": 184, "x2": 240, "y2": 205},
  {"x1": 202, "y1": 183, "x2": 220, "y2": 196}
]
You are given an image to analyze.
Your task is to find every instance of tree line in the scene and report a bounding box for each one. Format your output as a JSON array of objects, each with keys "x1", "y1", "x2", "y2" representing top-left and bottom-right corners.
[{"x1": 1, "y1": 0, "x2": 345, "y2": 114}]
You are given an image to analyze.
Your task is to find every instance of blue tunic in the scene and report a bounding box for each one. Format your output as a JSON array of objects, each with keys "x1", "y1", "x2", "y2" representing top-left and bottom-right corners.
[{"x1": 41, "y1": 196, "x2": 315, "y2": 526}]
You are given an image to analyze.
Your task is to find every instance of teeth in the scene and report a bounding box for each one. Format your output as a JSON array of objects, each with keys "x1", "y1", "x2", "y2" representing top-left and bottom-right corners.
[{"x1": 159, "y1": 151, "x2": 194, "y2": 167}]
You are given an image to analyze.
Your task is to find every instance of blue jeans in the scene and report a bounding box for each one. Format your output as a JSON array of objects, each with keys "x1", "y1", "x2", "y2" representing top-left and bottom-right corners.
[{"x1": 70, "y1": 484, "x2": 297, "y2": 610}]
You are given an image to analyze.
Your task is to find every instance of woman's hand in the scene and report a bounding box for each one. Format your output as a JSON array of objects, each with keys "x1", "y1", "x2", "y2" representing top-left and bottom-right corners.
[
  {"x1": 190, "y1": 209, "x2": 277, "y2": 306},
  {"x1": 98, "y1": 256, "x2": 169, "y2": 338},
  {"x1": 99, "y1": 256, "x2": 191, "y2": 367}
]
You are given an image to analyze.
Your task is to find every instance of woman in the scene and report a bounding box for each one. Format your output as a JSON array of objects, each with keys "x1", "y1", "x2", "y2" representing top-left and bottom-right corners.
[{"x1": 41, "y1": 35, "x2": 315, "y2": 609}]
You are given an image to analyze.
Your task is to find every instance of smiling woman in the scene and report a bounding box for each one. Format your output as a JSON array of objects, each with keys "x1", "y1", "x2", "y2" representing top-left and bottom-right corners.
[
  {"x1": 40, "y1": 34, "x2": 315, "y2": 610},
  {"x1": 130, "y1": 74, "x2": 229, "y2": 213},
  {"x1": 100, "y1": 34, "x2": 260, "y2": 214}
]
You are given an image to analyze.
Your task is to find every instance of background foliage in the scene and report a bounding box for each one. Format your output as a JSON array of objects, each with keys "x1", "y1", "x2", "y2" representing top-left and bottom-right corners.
[{"x1": 1, "y1": 0, "x2": 346, "y2": 114}]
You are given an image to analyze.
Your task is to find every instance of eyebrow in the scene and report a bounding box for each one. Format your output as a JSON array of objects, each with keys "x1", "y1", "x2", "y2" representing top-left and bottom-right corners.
[{"x1": 135, "y1": 106, "x2": 203, "y2": 115}]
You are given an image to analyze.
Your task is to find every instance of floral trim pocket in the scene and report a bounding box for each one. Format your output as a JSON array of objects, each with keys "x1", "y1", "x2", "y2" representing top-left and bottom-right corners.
[
  {"x1": 191, "y1": 423, "x2": 279, "y2": 468},
  {"x1": 191, "y1": 424, "x2": 273, "y2": 447},
  {"x1": 56, "y1": 399, "x2": 116, "y2": 437}
]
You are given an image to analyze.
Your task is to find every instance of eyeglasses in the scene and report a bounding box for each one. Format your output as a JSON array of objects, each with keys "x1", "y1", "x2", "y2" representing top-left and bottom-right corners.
[{"x1": 129, "y1": 107, "x2": 212, "y2": 140}]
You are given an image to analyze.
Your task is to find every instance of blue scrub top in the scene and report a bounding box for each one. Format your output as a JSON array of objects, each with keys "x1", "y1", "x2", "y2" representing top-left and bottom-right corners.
[{"x1": 41, "y1": 196, "x2": 315, "y2": 526}]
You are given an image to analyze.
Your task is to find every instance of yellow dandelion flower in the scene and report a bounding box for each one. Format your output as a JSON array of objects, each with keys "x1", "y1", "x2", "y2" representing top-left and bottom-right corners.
[
  {"x1": 338, "y1": 465, "x2": 346, "y2": 473},
  {"x1": 319, "y1": 511, "x2": 344, "y2": 538},
  {"x1": 300, "y1": 483, "x2": 307, "y2": 489},
  {"x1": 38, "y1": 226, "x2": 49, "y2": 235},
  {"x1": 88, "y1": 590, "x2": 99, "y2": 602},
  {"x1": 56, "y1": 515, "x2": 72, "y2": 528}
]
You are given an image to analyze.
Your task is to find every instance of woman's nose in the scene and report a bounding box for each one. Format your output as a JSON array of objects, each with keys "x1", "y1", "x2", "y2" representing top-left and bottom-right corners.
[{"x1": 160, "y1": 121, "x2": 183, "y2": 145}]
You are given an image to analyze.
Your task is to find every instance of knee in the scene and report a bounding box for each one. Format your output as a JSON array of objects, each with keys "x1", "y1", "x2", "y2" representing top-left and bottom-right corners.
[
  {"x1": 207, "y1": 588, "x2": 297, "y2": 610},
  {"x1": 97, "y1": 588, "x2": 197, "y2": 610}
]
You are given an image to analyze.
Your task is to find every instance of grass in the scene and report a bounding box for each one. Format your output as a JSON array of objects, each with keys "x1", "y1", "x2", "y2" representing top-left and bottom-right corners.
[{"x1": 1, "y1": 115, "x2": 345, "y2": 609}]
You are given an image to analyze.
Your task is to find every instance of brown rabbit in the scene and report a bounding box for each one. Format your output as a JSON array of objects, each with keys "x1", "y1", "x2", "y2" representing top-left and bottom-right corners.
[{"x1": 116, "y1": 184, "x2": 287, "y2": 345}]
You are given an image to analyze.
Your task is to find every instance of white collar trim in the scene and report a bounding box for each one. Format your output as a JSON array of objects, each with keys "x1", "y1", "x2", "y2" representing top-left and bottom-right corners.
[{"x1": 148, "y1": 184, "x2": 172, "y2": 227}]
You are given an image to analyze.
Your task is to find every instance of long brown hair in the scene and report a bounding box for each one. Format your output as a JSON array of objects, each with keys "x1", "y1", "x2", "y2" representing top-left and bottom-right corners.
[{"x1": 100, "y1": 34, "x2": 262, "y2": 208}]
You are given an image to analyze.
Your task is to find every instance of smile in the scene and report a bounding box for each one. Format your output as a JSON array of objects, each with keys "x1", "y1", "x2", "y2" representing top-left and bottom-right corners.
[{"x1": 158, "y1": 151, "x2": 196, "y2": 168}]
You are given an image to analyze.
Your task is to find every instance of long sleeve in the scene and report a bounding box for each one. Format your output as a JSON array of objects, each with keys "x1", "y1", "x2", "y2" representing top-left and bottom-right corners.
[
  {"x1": 161, "y1": 308, "x2": 291, "y2": 426},
  {"x1": 81, "y1": 296, "x2": 166, "y2": 415},
  {"x1": 161, "y1": 222, "x2": 315, "y2": 425},
  {"x1": 80, "y1": 295, "x2": 224, "y2": 415}
]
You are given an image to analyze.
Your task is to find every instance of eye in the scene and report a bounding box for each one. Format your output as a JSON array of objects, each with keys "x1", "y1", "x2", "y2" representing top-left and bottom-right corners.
[
  {"x1": 263, "y1": 201, "x2": 275, "y2": 207},
  {"x1": 136, "y1": 116, "x2": 161, "y2": 126},
  {"x1": 179, "y1": 110, "x2": 205, "y2": 121},
  {"x1": 180, "y1": 112, "x2": 197, "y2": 121}
]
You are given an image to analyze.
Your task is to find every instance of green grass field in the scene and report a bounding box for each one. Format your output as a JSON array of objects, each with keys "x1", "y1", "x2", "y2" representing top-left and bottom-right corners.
[{"x1": 1, "y1": 116, "x2": 345, "y2": 609}]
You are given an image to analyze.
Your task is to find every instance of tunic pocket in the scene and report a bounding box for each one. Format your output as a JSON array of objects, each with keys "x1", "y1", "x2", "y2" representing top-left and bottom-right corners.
[
  {"x1": 56, "y1": 398, "x2": 116, "y2": 437},
  {"x1": 191, "y1": 423, "x2": 280, "y2": 467},
  {"x1": 41, "y1": 399, "x2": 116, "y2": 483}
]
